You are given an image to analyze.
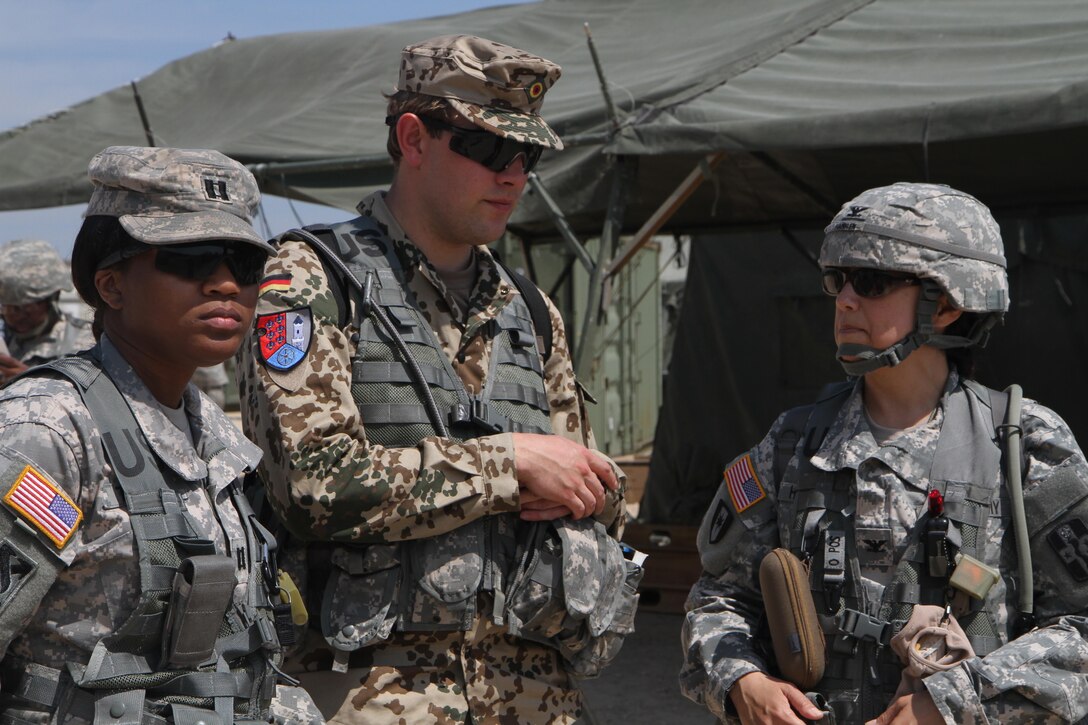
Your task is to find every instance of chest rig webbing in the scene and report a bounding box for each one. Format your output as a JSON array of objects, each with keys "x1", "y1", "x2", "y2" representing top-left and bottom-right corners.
[
  {"x1": 287, "y1": 219, "x2": 553, "y2": 660},
  {"x1": 773, "y1": 380, "x2": 1010, "y2": 723},
  {"x1": 3, "y1": 355, "x2": 282, "y2": 725}
]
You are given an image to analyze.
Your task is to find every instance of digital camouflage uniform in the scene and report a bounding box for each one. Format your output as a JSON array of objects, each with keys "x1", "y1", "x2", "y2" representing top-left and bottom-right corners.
[
  {"x1": 681, "y1": 372, "x2": 1088, "y2": 723},
  {"x1": 239, "y1": 189, "x2": 627, "y2": 724},
  {"x1": 682, "y1": 184, "x2": 1088, "y2": 724},
  {"x1": 0, "y1": 337, "x2": 318, "y2": 723},
  {"x1": 0, "y1": 239, "x2": 94, "y2": 365}
]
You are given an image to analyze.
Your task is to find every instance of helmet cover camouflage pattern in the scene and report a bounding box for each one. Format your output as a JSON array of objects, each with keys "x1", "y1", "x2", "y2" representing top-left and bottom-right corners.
[
  {"x1": 397, "y1": 35, "x2": 564, "y2": 149},
  {"x1": 0, "y1": 239, "x2": 72, "y2": 305},
  {"x1": 84, "y1": 146, "x2": 272, "y2": 253},
  {"x1": 819, "y1": 182, "x2": 1009, "y2": 313}
]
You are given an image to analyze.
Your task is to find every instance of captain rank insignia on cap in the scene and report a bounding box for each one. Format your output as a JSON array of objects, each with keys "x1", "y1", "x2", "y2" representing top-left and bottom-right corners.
[{"x1": 4, "y1": 465, "x2": 82, "y2": 549}]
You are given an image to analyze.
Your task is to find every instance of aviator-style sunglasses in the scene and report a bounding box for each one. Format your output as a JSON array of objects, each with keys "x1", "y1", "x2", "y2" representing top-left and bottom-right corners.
[
  {"x1": 388, "y1": 114, "x2": 544, "y2": 173},
  {"x1": 99, "y1": 242, "x2": 268, "y2": 285},
  {"x1": 821, "y1": 267, "x2": 921, "y2": 298}
]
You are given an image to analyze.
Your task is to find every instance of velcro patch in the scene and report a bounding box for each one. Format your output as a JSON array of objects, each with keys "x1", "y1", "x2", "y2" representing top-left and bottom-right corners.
[
  {"x1": 1047, "y1": 517, "x2": 1088, "y2": 582},
  {"x1": 257, "y1": 307, "x2": 312, "y2": 372},
  {"x1": 3, "y1": 465, "x2": 82, "y2": 549},
  {"x1": 724, "y1": 454, "x2": 766, "y2": 513}
]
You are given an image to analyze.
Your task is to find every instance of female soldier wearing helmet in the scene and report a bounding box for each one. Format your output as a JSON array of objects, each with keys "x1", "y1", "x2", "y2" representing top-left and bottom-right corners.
[
  {"x1": 0, "y1": 239, "x2": 95, "y2": 382},
  {"x1": 681, "y1": 183, "x2": 1088, "y2": 724}
]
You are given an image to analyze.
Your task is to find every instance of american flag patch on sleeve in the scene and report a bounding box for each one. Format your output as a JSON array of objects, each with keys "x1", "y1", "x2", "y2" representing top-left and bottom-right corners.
[
  {"x1": 724, "y1": 454, "x2": 766, "y2": 513},
  {"x1": 3, "y1": 465, "x2": 82, "y2": 549}
]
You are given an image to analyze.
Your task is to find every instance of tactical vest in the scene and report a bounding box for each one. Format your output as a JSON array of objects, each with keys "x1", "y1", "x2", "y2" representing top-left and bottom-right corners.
[
  {"x1": 289, "y1": 219, "x2": 555, "y2": 666},
  {"x1": 0, "y1": 355, "x2": 282, "y2": 725},
  {"x1": 771, "y1": 380, "x2": 1011, "y2": 723}
]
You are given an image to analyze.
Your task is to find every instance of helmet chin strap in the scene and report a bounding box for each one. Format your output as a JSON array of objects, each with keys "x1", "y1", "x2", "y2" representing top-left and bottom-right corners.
[{"x1": 836, "y1": 279, "x2": 944, "y2": 376}]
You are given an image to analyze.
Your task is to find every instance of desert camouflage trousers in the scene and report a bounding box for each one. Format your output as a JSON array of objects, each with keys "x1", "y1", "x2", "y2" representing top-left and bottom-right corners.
[{"x1": 286, "y1": 613, "x2": 581, "y2": 724}]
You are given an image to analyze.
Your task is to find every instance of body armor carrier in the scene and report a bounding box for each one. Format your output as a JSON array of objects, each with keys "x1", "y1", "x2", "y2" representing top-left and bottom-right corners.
[
  {"x1": 770, "y1": 380, "x2": 1011, "y2": 723},
  {"x1": 289, "y1": 219, "x2": 556, "y2": 668},
  {"x1": 0, "y1": 354, "x2": 282, "y2": 725}
]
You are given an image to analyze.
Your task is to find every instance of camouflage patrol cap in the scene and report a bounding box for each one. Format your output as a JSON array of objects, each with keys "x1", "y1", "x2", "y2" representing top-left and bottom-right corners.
[
  {"x1": 820, "y1": 182, "x2": 1009, "y2": 313},
  {"x1": 397, "y1": 35, "x2": 564, "y2": 149},
  {"x1": 0, "y1": 239, "x2": 72, "y2": 305},
  {"x1": 84, "y1": 146, "x2": 272, "y2": 253}
]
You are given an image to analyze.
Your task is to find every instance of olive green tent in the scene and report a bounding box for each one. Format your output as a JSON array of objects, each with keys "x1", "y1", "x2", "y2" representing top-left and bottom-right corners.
[
  {"x1": 3, "y1": 0, "x2": 1088, "y2": 523},
  {"x1": 2, "y1": 0, "x2": 1086, "y2": 236}
]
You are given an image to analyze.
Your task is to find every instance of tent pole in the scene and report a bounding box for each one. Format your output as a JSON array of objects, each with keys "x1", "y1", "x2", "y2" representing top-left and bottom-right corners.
[
  {"x1": 526, "y1": 173, "x2": 595, "y2": 274},
  {"x1": 604, "y1": 151, "x2": 725, "y2": 280},
  {"x1": 129, "y1": 81, "x2": 156, "y2": 147},
  {"x1": 575, "y1": 157, "x2": 628, "y2": 374},
  {"x1": 584, "y1": 23, "x2": 620, "y2": 131}
]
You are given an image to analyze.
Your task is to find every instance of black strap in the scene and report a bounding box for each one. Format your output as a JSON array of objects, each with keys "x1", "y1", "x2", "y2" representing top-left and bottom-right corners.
[{"x1": 499, "y1": 261, "x2": 553, "y2": 362}]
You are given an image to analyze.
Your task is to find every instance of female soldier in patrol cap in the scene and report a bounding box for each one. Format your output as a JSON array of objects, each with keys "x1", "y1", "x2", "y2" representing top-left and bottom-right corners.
[
  {"x1": 681, "y1": 182, "x2": 1088, "y2": 724},
  {"x1": 0, "y1": 146, "x2": 322, "y2": 724}
]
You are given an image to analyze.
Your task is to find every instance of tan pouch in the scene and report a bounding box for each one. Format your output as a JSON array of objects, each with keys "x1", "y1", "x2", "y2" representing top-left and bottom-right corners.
[{"x1": 758, "y1": 548, "x2": 826, "y2": 689}]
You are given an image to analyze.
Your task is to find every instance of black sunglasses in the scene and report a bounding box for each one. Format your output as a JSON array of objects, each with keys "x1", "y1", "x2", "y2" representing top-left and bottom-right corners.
[
  {"x1": 153, "y1": 243, "x2": 269, "y2": 286},
  {"x1": 821, "y1": 267, "x2": 920, "y2": 298},
  {"x1": 392, "y1": 114, "x2": 544, "y2": 173}
]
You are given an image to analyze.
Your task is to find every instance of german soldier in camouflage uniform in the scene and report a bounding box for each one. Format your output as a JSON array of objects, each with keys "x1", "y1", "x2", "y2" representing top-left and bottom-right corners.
[
  {"x1": 681, "y1": 183, "x2": 1088, "y2": 724},
  {"x1": 238, "y1": 35, "x2": 637, "y2": 725},
  {"x1": 0, "y1": 238, "x2": 95, "y2": 381},
  {"x1": 0, "y1": 145, "x2": 322, "y2": 724}
]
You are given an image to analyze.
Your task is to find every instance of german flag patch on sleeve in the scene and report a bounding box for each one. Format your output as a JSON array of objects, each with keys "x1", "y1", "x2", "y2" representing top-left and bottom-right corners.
[
  {"x1": 3, "y1": 465, "x2": 82, "y2": 549},
  {"x1": 259, "y1": 273, "x2": 292, "y2": 297}
]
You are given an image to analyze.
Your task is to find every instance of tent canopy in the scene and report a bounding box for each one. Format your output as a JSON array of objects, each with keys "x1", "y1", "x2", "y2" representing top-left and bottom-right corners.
[{"x1": 2, "y1": 0, "x2": 1087, "y2": 240}]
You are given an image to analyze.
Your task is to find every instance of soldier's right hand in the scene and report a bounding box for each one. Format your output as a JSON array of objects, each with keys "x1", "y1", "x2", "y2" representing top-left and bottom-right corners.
[
  {"x1": 511, "y1": 433, "x2": 618, "y2": 520},
  {"x1": 729, "y1": 671, "x2": 826, "y2": 724}
]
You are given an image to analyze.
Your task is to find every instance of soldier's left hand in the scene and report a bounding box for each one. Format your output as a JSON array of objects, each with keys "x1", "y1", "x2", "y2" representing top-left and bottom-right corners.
[{"x1": 865, "y1": 692, "x2": 943, "y2": 725}]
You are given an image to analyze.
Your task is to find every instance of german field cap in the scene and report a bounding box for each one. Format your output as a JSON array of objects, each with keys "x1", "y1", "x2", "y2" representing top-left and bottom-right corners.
[
  {"x1": 84, "y1": 146, "x2": 272, "y2": 252},
  {"x1": 397, "y1": 34, "x2": 564, "y2": 149}
]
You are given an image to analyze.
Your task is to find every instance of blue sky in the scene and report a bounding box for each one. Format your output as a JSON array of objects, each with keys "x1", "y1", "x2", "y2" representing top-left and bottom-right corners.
[{"x1": 0, "y1": 0, "x2": 533, "y2": 255}]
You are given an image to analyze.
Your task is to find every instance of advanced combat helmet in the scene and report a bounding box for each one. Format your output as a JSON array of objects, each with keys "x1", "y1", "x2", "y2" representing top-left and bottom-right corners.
[
  {"x1": 819, "y1": 182, "x2": 1008, "y2": 375},
  {"x1": 0, "y1": 239, "x2": 73, "y2": 306}
]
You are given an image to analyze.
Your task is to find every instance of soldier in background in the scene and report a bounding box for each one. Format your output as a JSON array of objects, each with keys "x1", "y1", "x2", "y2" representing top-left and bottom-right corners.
[
  {"x1": 238, "y1": 35, "x2": 636, "y2": 725},
  {"x1": 0, "y1": 146, "x2": 322, "y2": 724},
  {"x1": 681, "y1": 183, "x2": 1088, "y2": 723},
  {"x1": 0, "y1": 238, "x2": 94, "y2": 381}
]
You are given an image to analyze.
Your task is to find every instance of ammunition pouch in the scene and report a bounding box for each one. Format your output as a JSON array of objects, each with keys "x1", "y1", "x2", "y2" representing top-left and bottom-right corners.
[
  {"x1": 322, "y1": 543, "x2": 400, "y2": 655},
  {"x1": 504, "y1": 518, "x2": 642, "y2": 679},
  {"x1": 163, "y1": 555, "x2": 237, "y2": 668},
  {"x1": 758, "y1": 548, "x2": 826, "y2": 690}
]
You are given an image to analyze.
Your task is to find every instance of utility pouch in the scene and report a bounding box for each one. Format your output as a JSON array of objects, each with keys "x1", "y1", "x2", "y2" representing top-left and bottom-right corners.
[
  {"x1": 162, "y1": 555, "x2": 236, "y2": 668},
  {"x1": 759, "y1": 548, "x2": 825, "y2": 690},
  {"x1": 504, "y1": 519, "x2": 643, "y2": 679}
]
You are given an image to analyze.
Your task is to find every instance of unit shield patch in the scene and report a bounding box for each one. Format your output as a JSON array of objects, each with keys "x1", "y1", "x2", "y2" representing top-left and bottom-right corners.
[
  {"x1": 4, "y1": 465, "x2": 82, "y2": 549},
  {"x1": 257, "y1": 307, "x2": 312, "y2": 372}
]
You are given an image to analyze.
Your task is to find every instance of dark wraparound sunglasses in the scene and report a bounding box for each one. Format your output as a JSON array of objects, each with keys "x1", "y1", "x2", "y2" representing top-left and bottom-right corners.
[
  {"x1": 389, "y1": 114, "x2": 544, "y2": 173},
  {"x1": 821, "y1": 267, "x2": 920, "y2": 298},
  {"x1": 99, "y1": 242, "x2": 268, "y2": 285},
  {"x1": 155, "y1": 243, "x2": 268, "y2": 285}
]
